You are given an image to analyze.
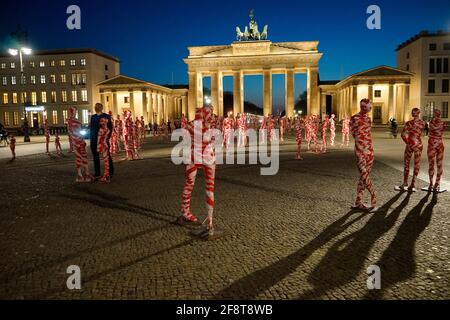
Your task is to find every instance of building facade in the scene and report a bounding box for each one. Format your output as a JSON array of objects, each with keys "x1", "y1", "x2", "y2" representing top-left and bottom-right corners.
[
  {"x1": 319, "y1": 66, "x2": 413, "y2": 124},
  {"x1": 397, "y1": 31, "x2": 450, "y2": 120},
  {"x1": 0, "y1": 48, "x2": 120, "y2": 130},
  {"x1": 97, "y1": 75, "x2": 188, "y2": 124},
  {"x1": 184, "y1": 40, "x2": 322, "y2": 120}
]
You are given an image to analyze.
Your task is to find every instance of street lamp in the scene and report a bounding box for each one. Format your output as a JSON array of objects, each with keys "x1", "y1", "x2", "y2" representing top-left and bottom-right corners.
[{"x1": 9, "y1": 46, "x2": 32, "y2": 142}]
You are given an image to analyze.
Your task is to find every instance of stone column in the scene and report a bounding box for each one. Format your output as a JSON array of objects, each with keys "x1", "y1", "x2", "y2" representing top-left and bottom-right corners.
[
  {"x1": 263, "y1": 68, "x2": 272, "y2": 116},
  {"x1": 148, "y1": 91, "x2": 153, "y2": 124},
  {"x1": 403, "y1": 84, "x2": 410, "y2": 122},
  {"x1": 112, "y1": 91, "x2": 118, "y2": 116},
  {"x1": 181, "y1": 95, "x2": 187, "y2": 117},
  {"x1": 157, "y1": 93, "x2": 162, "y2": 124},
  {"x1": 188, "y1": 72, "x2": 203, "y2": 120},
  {"x1": 396, "y1": 84, "x2": 405, "y2": 123},
  {"x1": 368, "y1": 84, "x2": 373, "y2": 102},
  {"x1": 388, "y1": 83, "x2": 394, "y2": 120},
  {"x1": 167, "y1": 95, "x2": 173, "y2": 120},
  {"x1": 352, "y1": 85, "x2": 358, "y2": 115},
  {"x1": 307, "y1": 67, "x2": 319, "y2": 115},
  {"x1": 211, "y1": 71, "x2": 223, "y2": 116},
  {"x1": 129, "y1": 90, "x2": 135, "y2": 115},
  {"x1": 100, "y1": 93, "x2": 106, "y2": 110},
  {"x1": 142, "y1": 91, "x2": 148, "y2": 121},
  {"x1": 285, "y1": 68, "x2": 295, "y2": 118},
  {"x1": 233, "y1": 70, "x2": 244, "y2": 115}
]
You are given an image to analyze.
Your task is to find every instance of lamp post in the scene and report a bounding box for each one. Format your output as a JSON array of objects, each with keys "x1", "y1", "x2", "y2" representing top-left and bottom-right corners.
[{"x1": 8, "y1": 47, "x2": 32, "y2": 142}]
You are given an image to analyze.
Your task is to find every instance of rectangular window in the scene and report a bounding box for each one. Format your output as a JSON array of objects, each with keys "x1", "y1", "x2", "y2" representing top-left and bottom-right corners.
[
  {"x1": 30, "y1": 61, "x2": 35, "y2": 68},
  {"x1": 50, "y1": 74, "x2": 56, "y2": 84},
  {"x1": 11, "y1": 76, "x2": 16, "y2": 85},
  {"x1": 12, "y1": 92, "x2": 17, "y2": 104},
  {"x1": 70, "y1": 59, "x2": 76, "y2": 66},
  {"x1": 374, "y1": 90, "x2": 381, "y2": 98},
  {"x1": 31, "y1": 92, "x2": 37, "y2": 105},
  {"x1": 21, "y1": 92, "x2": 27, "y2": 103},
  {"x1": 82, "y1": 110, "x2": 89, "y2": 124},
  {"x1": 444, "y1": 43, "x2": 450, "y2": 50},
  {"x1": 4, "y1": 112, "x2": 10, "y2": 126},
  {"x1": 52, "y1": 110, "x2": 58, "y2": 124},
  {"x1": 429, "y1": 59, "x2": 435, "y2": 73},
  {"x1": 81, "y1": 73, "x2": 87, "y2": 84},
  {"x1": 76, "y1": 74, "x2": 81, "y2": 85},
  {"x1": 61, "y1": 74, "x2": 66, "y2": 83},
  {"x1": 40, "y1": 75, "x2": 46, "y2": 84},
  {"x1": 80, "y1": 59, "x2": 86, "y2": 66},
  {"x1": 81, "y1": 89, "x2": 88, "y2": 102},
  {"x1": 61, "y1": 90, "x2": 67, "y2": 102},
  {"x1": 60, "y1": 60, "x2": 66, "y2": 66},
  {"x1": 437, "y1": 58, "x2": 442, "y2": 73},
  {"x1": 51, "y1": 91, "x2": 57, "y2": 103},
  {"x1": 2, "y1": 93, "x2": 8, "y2": 104},
  {"x1": 442, "y1": 102, "x2": 449, "y2": 118},
  {"x1": 50, "y1": 60, "x2": 55, "y2": 67},
  {"x1": 71, "y1": 74, "x2": 77, "y2": 85},
  {"x1": 428, "y1": 79, "x2": 436, "y2": 93},
  {"x1": 40, "y1": 61, "x2": 45, "y2": 67},
  {"x1": 105, "y1": 64, "x2": 109, "y2": 71},
  {"x1": 13, "y1": 112, "x2": 19, "y2": 126},
  {"x1": 30, "y1": 75, "x2": 36, "y2": 84},
  {"x1": 1, "y1": 63, "x2": 5, "y2": 69},
  {"x1": 21, "y1": 74, "x2": 26, "y2": 85},
  {"x1": 63, "y1": 110, "x2": 68, "y2": 121},
  {"x1": 41, "y1": 91, "x2": 47, "y2": 103},
  {"x1": 124, "y1": 97, "x2": 129, "y2": 103},
  {"x1": 429, "y1": 43, "x2": 437, "y2": 51},
  {"x1": 2, "y1": 76, "x2": 7, "y2": 85},
  {"x1": 444, "y1": 58, "x2": 449, "y2": 73},
  {"x1": 443, "y1": 79, "x2": 449, "y2": 93},
  {"x1": 72, "y1": 90, "x2": 78, "y2": 102},
  {"x1": 11, "y1": 62, "x2": 15, "y2": 69}
]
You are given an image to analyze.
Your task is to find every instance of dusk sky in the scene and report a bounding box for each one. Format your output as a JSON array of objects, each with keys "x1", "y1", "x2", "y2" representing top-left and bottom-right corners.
[{"x1": 2, "y1": 0, "x2": 450, "y2": 109}]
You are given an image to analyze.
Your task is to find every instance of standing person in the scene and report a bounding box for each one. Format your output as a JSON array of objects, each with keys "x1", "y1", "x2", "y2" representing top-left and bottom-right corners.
[
  {"x1": 329, "y1": 114, "x2": 336, "y2": 146},
  {"x1": 350, "y1": 99, "x2": 377, "y2": 210},
  {"x1": 68, "y1": 107, "x2": 93, "y2": 182},
  {"x1": 222, "y1": 112, "x2": 234, "y2": 149},
  {"x1": 178, "y1": 105, "x2": 218, "y2": 238},
  {"x1": 97, "y1": 118, "x2": 111, "y2": 183},
  {"x1": 423, "y1": 109, "x2": 447, "y2": 192},
  {"x1": 259, "y1": 116, "x2": 267, "y2": 144},
  {"x1": 396, "y1": 108, "x2": 424, "y2": 192},
  {"x1": 341, "y1": 117, "x2": 350, "y2": 147},
  {"x1": 9, "y1": 134, "x2": 16, "y2": 160},
  {"x1": 54, "y1": 133, "x2": 62, "y2": 155},
  {"x1": 90, "y1": 103, "x2": 114, "y2": 180},
  {"x1": 295, "y1": 117, "x2": 304, "y2": 160},
  {"x1": 320, "y1": 115, "x2": 329, "y2": 153}
]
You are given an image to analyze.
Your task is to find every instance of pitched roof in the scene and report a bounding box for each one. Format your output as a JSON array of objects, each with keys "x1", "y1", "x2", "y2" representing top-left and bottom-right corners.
[
  {"x1": 351, "y1": 65, "x2": 413, "y2": 77},
  {"x1": 97, "y1": 75, "x2": 148, "y2": 86}
]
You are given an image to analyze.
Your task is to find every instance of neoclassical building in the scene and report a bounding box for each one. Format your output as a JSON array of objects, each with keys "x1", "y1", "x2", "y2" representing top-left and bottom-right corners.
[
  {"x1": 184, "y1": 40, "x2": 322, "y2": 120},
  {"x1": 97, "y1": 75, "x2": 188, "y2": 124},
  {"x1": 319, "y1": 66, "x2": 413, "y2": 124}
]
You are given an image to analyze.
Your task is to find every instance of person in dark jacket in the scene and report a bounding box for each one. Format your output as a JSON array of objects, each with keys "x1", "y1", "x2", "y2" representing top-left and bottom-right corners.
[{"x1": 90, "y1": 103, "x2": 114, "y2": 179}]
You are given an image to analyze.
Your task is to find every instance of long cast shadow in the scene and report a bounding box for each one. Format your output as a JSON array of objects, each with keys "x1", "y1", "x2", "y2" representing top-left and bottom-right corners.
[
  {"x1": 31, "y1": 238, "x2": 195, "y2": 299},
  {"x1": 0, "y1": 224, "x2": 172, "y2": 282},
  {"x1": 365, "y1": 191, "x2": 436, "y2": 299},
  {"x1": 213, "y1": 193, "x2": 404, "y2": 299},
  {"x1": 297, "y1": 191, "x2": 411, "y2": 299}
]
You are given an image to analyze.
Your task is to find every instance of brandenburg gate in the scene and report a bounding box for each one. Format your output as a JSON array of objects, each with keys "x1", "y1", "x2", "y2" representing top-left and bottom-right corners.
[{"x1": 184, "y1": 12, "x2": 323, "y2": 120}]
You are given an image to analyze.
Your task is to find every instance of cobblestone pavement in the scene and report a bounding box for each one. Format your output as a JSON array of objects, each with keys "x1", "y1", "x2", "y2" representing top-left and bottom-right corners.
[{"x1": 0, "y1": 135, "x2": 449, "y2": 300}]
